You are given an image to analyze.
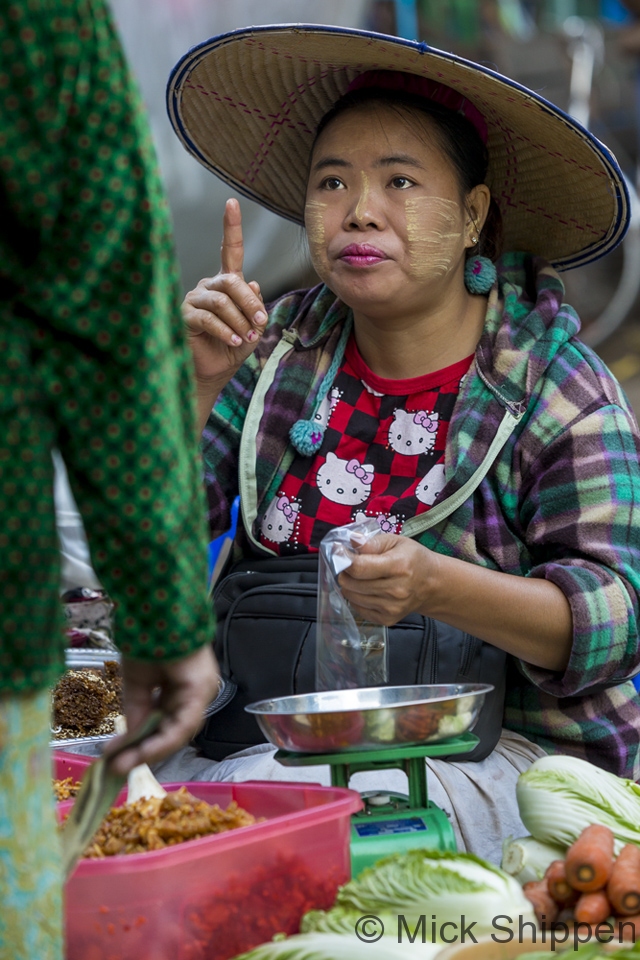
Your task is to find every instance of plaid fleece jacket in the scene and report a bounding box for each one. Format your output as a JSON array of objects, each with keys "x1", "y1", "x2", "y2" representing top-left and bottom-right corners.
[{"x1": 202, "y1": 252, "x2": 640, "y2": 778}]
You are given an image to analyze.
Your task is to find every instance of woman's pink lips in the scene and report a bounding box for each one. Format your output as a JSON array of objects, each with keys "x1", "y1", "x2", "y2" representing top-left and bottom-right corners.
[{"x1": 338, "y1": 244, "x2": 390, "y2": 266}]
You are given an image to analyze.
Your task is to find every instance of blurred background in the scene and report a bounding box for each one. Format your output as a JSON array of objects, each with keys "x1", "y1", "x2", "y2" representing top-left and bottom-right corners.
[{"x1": 109, "y1": 0, "x2": 640, "y2": 412}]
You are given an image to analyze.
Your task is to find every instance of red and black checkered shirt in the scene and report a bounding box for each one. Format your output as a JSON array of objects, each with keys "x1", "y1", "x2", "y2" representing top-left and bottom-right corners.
[{"x1": 259, "y1": 336, "x2": 474, "y2": 553}]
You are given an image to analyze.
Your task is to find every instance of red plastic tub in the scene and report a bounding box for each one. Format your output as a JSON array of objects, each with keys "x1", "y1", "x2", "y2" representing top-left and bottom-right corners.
[
  {"x1": 61, "y1": 779, "x2": 361, "y2": 960},
  {"x1": 53, "y1": 750, "x2": 93, "y2": 782}
]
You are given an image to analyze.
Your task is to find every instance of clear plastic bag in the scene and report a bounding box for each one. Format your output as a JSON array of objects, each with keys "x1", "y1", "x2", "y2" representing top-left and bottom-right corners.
[{"x1": 316, "y1": 518, "x2": 389, "y2": 691}]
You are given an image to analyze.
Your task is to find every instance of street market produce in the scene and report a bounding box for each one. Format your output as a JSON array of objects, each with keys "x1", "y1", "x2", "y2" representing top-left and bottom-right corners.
[
  {"x1": 51, "y1": 661, "x2": 123, "y2": 739},
  {"x1": 53, "y1": 777, "x2": 82, "y2": 801},
  {"x1": 565, "y1": 824, "x2": 615, "y2": 892},
  {"x1": 526, "y1": 942, "x2": 640, "y2": 960},
  {"x1": 574, "y1": 889, "x2": 610, "y2": 924},
  {"x1": 608, "y1": 844, "x2": 640, "y2": 916},
  {"x1": 545, "y1": 859, "x2": 578, "y2": 907},
  {"x1": 516, "y1": 755, "x2": 640, "y2": 852},
  {"x1": 82, "y1": 787, "x2": 258, "y2": 857},
  {"x1": 233, "y1": 932, "x2": 441, "y2": 958},
  {"x1": 519, "y1": 824, "x2": 640, "y2": 938},
  {"x1": 522, "y1": 878, "x2": 559, "y2": 925},
  {"x1": 501, "y1": 835, "x2": 567, "y2": 884},
  {"x1": 302, "y1": 848, "x2": 536, "y2": 942}
]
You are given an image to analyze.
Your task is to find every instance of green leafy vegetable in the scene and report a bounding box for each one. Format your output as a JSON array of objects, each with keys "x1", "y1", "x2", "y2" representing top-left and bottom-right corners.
[
  {"x1": 233, "y1": 932, "x2": 440, "y2": 959},
  {"x1": 526, "y1": 941, "x2": 640, "y2": 960},
  {"x1": 517, "y1": 755, "x2": 640, "y2": 853},
  {"x1": 302, "y1": 848, "x2": 535, "y2": 942},
  {"x1": 501, "y1": 835, "x2": 566, "y2": 884}
]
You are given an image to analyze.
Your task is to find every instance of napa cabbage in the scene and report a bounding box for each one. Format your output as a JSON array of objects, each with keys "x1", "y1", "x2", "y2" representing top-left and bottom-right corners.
[
  {"x1": 233, "y1": 932, "x2": 440, "y2": 958},
  {"x1": 302, "y1": 848, "x2": 535, "y2": 942},
  {"x1": 517, "y1": 754, "x2": 640, "y2": 853}
]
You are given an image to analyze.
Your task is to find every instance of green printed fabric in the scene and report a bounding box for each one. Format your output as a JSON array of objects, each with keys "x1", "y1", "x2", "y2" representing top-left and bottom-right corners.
[
  {"x1": 0, "y1": 689, "x2": 63, "y2": 960},
  {"x1": 0, "y1": 0, "x2": 213, "y2": 694}
]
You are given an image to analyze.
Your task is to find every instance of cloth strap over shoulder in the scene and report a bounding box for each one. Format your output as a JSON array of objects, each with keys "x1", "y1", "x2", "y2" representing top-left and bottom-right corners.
[{"x1": 238, "y1": 329, "x2": 524, "y2": 547}]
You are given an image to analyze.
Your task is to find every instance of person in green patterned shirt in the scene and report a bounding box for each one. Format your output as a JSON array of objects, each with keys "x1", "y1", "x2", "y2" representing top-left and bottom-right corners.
[{"x1": 0, "y1": 2, "x2": 218, "y2": 957}]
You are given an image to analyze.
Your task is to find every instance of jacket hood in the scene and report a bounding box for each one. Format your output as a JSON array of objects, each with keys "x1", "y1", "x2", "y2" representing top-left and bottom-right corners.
[
  {"x1": 281, "y1": 253, "x2": 581, "y2": 408},
  {"x1": 477, "y1": 252, "x2": 582, "y2": 409}
]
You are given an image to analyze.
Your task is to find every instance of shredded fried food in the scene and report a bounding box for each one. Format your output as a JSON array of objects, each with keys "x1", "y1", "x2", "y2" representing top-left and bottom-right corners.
[
  {"x1": 53, "y1": 776, "x2": 82, "y2": 801},
  {"x1": 83, "y1": 787, "x2": 259, "y2": 857},
  {"x1": 51, "y1": 661, "x2": 123, "y2": 739}
]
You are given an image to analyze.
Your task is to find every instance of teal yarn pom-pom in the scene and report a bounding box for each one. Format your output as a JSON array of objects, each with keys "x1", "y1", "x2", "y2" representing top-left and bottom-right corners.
[
  {"x1": 464, "y1": 255, "x2": 496, "y2": 295},
  {"x1": 290, "y1": 419, "x2": 325, "y2": 456}
]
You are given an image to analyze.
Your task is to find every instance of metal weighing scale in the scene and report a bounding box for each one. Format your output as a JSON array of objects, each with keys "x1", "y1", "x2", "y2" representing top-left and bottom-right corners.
[{"x1": 275, "y1": 731, "x2": 479, "y2": 875}]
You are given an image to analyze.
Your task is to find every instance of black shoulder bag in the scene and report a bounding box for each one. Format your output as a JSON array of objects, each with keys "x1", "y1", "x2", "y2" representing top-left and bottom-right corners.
[{"x1": 194, "y1": 553, "x2": 507, "y2": 761}]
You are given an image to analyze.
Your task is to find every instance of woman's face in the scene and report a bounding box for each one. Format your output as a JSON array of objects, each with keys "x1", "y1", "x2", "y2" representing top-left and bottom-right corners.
[{"x1": 305, "y1": 102, "x2": 486, "y2": 318}]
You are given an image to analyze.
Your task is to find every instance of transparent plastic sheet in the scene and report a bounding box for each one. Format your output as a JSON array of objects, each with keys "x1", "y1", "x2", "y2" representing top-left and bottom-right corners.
[{"x1": 316, "y1": 519, "x2": 389, "y2": 690}]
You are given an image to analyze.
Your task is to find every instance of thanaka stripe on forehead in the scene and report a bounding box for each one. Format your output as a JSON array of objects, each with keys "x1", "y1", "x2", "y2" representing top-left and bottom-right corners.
[{"x1": 312, "y1": 153, "x2": 426, "y2": 172}]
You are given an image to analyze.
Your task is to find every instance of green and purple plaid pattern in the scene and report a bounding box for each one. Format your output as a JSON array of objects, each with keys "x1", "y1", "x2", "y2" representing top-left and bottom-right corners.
[{"x1": 202, "y1": 253, "x2": 640, "y2": 778}]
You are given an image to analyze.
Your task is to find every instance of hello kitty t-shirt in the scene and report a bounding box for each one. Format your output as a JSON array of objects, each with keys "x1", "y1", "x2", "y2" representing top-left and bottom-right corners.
[{"x1": 258, "y1": 336, "x2": 474, "y2": 553}]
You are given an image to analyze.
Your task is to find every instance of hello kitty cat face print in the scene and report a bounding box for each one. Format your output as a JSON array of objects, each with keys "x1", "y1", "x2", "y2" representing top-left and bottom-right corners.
[
  {"x1": 260, "y1": 494, "x2": 300, "y2": 543},
  {"x1": 415, "y1": 462, "x2": 446, "y2": 506},
  {"x1": 389, "y1": 409, "x2": 439, "y2": 455},
  {"x1": 316, "y1": 452, "x2": 374, "y2": 505},
  {"x1": 355, "y1": 509, "x2": 401, "y2": 534},
  {"x1": 313, "y1": 386, "x2": 341, "y2": 431}
]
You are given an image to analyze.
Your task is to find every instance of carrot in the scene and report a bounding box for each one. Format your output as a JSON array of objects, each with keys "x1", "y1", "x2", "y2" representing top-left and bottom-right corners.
[
  {"x1": 607, "y1": 844, "x2": 640, "y2": 916},
  {"x1": 545, "y1": 860, "x2": 579, "y2": 906},
  {"x1": 574, "y1": 890, "x2": 612, "y2": 925},
  {"x1": 612, "y1": 915, "x2": 640, "y2": 942},
  {"x1": 523, "y1": 879, "x2": 559, "y2": 927},
  {"x1": 565, "y1": 824, "x2": 615, "y2": 892},
  {"x1": 555, "y1": 906, "x2": 576, "y2": 925}
]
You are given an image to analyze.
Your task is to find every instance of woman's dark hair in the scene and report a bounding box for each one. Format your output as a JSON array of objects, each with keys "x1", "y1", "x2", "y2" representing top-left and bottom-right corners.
[{"x1": 313, "y1": 87, "x2": 503, "y2": 262}]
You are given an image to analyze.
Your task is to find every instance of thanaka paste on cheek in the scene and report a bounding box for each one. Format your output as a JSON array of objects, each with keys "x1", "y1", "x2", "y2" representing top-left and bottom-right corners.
[
  {"x1": 304, "y1": 199, "x2": 330, "y2": 280},
  {"x1": 404, "y1": 196, "x2": 463, "y2": 280}
]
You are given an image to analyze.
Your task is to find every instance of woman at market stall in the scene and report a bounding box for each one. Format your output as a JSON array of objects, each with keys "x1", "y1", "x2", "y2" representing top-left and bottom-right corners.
[{"x1": 167, "y1": 25, "x2": 640, "y2": 862}]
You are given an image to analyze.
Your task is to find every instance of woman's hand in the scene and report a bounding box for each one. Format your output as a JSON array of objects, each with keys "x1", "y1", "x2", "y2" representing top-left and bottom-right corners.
[
  {"x1": 182, "y1": 199, "x2": 267, "y2": 426},
  {"x1": 339, "y1": 533, "x2": 434, "y2": 626},
  {"x1": 104, "y1": 645, "x2": 220, "y2": 776},
  {"x1": 338, "y1": 532, "x2": 573, "y2": 672}
]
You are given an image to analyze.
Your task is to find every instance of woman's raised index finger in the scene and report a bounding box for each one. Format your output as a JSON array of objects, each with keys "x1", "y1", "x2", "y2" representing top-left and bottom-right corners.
[{"x1": 220, "y1": 198, "x2": 244, "y2": 275}]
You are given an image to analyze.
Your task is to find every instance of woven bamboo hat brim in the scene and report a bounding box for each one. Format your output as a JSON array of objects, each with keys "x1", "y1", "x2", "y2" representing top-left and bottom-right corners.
[{"x1": 167, "y1": 24, "x2": 629, "y2": 270}]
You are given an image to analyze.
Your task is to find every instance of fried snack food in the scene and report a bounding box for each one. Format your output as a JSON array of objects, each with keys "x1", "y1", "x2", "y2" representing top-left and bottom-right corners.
[
  {"x1": 52, "y1": 661, "x2": 123, "y2": 739},
  {"x1": 53, "y1": 777, "x2": 83, "y2": 801},
  {"x1": 83, "y1": 787, "x2": 258, "y2": 858}
]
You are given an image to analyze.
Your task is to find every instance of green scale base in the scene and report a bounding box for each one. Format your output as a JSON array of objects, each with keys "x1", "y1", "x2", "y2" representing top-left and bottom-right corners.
[{"x1": 275, "y1": 732, "x2": 479, "y2": 875}]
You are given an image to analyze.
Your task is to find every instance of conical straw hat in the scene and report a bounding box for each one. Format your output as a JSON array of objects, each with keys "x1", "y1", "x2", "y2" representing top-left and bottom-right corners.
[{"x1": 167, "y1": 23, "x2": 630, "y2": 270}]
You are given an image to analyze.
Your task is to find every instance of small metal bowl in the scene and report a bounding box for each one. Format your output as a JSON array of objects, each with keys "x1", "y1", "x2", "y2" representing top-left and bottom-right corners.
[{"x1": 245, "y1": 683, "x2": 493, "y2": 754}]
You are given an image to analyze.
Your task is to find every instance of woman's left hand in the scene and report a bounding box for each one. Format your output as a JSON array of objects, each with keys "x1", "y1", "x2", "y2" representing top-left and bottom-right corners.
[
  {"x1": 338, "y1": 533, "x2": 437, "y2": 625},
  {"x1": 338, "y1": 531, "x2": 573, "y2": 671}
]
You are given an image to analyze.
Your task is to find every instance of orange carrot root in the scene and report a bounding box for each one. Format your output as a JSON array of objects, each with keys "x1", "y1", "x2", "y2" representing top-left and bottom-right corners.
[
  {"x1": 574, "y1": 890, "x2": 612, "y2": 925},
  {"x1": 565, "y1": 824, "x2": 615, "y2": 893},
  {"x1": 608, "y1": 844, "x2": 640, "y2": 916},
  {"x1": 523, "y1": 879, "x2": 560, "y2": 927},
  {"x1": 545, "y1": 859, "x2": 578, "y2": 906},
  {"x1": 613, "y1": 915, "x2": 640, "y2": 942}
]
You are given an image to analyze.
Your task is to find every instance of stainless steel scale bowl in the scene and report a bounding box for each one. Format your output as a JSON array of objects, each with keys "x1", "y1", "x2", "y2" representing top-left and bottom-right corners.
[
  {"x1": 246, "y1": 683, "x2": 492, "y2": 754},
  {"x1": 247, "y1": 683, "x2": 494, "y2": 874}
]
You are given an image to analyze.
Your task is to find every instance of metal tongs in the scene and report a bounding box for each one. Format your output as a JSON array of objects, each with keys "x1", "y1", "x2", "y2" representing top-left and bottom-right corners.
[{"x1": 60, "y1": 710, "x2": 163, "y2": 880}]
